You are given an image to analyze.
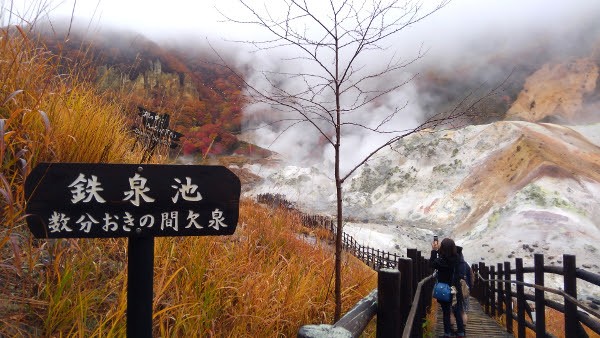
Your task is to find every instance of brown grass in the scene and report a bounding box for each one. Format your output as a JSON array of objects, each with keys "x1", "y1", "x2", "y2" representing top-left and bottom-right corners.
[{"x1": 0, "y1": 22, "x2": 377, "y2": 336}]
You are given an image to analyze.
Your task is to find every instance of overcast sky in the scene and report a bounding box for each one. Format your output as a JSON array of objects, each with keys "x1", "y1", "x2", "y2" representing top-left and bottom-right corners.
[
  {"x1": 5, "y1": 0, "x2": 600, "y2": 45},
  {"x1": 3, "y1": 0, "x2": 599, "y2": 68}
]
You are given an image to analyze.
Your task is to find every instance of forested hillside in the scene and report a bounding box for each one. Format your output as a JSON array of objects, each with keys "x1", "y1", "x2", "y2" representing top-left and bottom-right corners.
[{"x1": 36, "y1": 27, "x2": 270, "y2": 159}]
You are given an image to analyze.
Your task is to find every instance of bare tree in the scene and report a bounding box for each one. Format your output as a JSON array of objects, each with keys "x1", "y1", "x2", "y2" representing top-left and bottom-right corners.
[{"x1": 217, "y1": 0, "x2": 500, "y2": 320}]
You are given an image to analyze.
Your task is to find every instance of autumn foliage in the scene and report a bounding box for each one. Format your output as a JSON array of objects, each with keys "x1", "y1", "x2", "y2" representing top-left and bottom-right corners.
[
  {"x1": 0, "y1": 22, "x2": 376, "y2": 336},
  {"x1": 37, "y1": 27, "x2": 249, "y2": 158}
]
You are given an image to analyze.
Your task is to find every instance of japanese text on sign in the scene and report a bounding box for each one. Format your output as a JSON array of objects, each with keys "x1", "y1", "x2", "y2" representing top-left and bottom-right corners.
[
  {"x1": 49, "y1": 173, "x2": 224, "y2": 235},
  {"x1": 25, "y1": 163, "x2": 241, "y2": 239}
]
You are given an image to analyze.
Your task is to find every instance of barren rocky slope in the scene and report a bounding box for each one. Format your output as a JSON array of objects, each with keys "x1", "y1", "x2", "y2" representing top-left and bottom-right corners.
[
  {"x1": 240, "y1": 120, "x2": 600, "y2": 300},
  {"x1": 505, "y1": 57, "x2": 599, "y2": 123},
  {"x1": 239, "y1": 56, "x2": 600, "y2": 302}
]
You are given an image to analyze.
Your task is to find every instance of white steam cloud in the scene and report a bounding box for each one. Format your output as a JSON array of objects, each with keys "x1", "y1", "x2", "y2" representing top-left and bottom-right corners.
[
  {"x1": 6, "y1": 0, "x2": 600, "y2": 174},
  {"x1": 228, "y1": 0, "x2": 600, "y2": 175}
]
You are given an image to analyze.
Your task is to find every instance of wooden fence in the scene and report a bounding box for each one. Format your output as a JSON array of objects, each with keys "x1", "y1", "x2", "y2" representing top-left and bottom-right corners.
[
  {"x1": 342, "y1": 232, "x2": 401, "y2": 270},
  {"x1": 257, "y1": 193, "x2": 402, "y2": 271},
  {"x1": 297, "y1": 208, "x2": 402, "y2": 270},
  {"x1": 298, "y1": 249, "x2": 435, "y2": 338},
  {"x1": 259, "y1": 194, "x2": 598, "y2": 337},
  {"x1": 472, "y1": 253, "x2": 600, "y2": 337}
]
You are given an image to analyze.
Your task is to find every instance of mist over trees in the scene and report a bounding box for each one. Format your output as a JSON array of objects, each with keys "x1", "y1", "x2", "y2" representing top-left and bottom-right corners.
[{"x1": 213, "y1": 0, "x2": 514, "y2": 320}]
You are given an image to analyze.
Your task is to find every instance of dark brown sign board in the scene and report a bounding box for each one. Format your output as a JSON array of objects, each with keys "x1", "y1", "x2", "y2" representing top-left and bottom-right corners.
[
  {"x1": 24, "y1": 162, "x2": 241, "y2": 337},
  {"x1": 25, "y1": 163, "x2": 240, "y2": 238},
  {"x1": 132, "y1": 107, "x2": 183, "y2": 150}
]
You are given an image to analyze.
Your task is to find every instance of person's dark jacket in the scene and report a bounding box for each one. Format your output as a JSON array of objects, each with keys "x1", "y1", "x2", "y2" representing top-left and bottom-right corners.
[
  {"x1": 457, "y1": 254, "x2": 472, "y2": 289},
  {"x1": 430, "y1": 250, "x2": 463, "y2": 301}
]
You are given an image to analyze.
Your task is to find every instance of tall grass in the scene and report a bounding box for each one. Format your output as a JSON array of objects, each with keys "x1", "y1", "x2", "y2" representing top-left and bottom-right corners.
[
  {"x1": 0, "y1": 25, "x2": 138, "y2": 227},
  {"x1": 150, "y1": 201, "x2": 376, "y2": 337},
  {"x1": 0, "y1": 21, "x2": 377, "y2": 337}
]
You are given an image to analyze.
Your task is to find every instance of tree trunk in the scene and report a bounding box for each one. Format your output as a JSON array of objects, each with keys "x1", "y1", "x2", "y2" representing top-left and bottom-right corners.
[
  {"x1": 334, "y1": 150, "x2": 342, "y2": 321},
  {"x1": 334, "y1": 32, "x2": 343, "y2": 318}
]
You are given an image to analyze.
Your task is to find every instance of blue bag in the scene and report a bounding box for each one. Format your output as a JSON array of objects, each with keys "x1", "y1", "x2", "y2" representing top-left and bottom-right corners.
[{"x1": 433, "y1": 281, "x2": 452, "y2": 302}]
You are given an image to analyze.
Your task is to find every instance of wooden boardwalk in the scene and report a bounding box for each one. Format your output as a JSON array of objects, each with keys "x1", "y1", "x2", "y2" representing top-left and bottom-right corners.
[{"x1": 435, "y1": 297, "x2": 514, "y2": 337}]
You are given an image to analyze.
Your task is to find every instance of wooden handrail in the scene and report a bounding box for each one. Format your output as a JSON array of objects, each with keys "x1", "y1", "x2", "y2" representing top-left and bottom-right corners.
[
  {"x1": 402, "y1": 272, "x2": 436, "y2": 338},
  {"x1": 506, "y1": 266, "x2": 600, "y2": 285},
  {"x1": 475, "y1": 273, "x2": 600, "y2": 318},
  {"x1": 297, "y1": 249, "x2": 433, "y2": 338},
  {"x1": 297, "y1": 290, "x2": 377, "y2": 338},
  {"x1": 472, "y1": 254, "x2": 600, "y2": 337}
]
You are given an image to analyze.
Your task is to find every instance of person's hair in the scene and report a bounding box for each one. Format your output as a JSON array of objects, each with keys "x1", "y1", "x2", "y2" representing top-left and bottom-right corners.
[{"x1": 439, "y1": 238, "x2": 457, "y2": 259}]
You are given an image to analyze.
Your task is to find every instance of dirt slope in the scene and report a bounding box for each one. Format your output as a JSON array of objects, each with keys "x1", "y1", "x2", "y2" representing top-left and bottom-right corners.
[
  {"x1": 453, "y1": 122, "x2": 600, "y2": 233},
  {"x1": 505, "y1": 58, "x2": 599, "y2": 122}
]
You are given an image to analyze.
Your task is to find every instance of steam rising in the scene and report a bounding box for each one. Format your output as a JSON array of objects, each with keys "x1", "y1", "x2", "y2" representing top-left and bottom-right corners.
[
  {"x1": 228, "y1": 0, "x2": 600, "y2": 174},
  {"x1": 6, "y1": 0, "x2": 600, "y2": 174}
]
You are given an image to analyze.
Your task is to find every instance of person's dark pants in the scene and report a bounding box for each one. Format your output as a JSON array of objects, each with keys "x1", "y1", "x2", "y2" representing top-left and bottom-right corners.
[{"x1": 439, "y1": 299, "x2": 465, "y2": 335}]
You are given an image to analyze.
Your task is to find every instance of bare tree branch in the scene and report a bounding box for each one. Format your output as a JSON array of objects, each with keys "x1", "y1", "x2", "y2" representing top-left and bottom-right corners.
[{"x1": 216, "y1": 0, "x2": 474, "y2": 321}]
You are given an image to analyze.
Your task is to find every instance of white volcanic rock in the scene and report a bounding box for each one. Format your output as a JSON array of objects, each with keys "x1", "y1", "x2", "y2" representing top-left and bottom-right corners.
[{"x1": 242, "y1": 121, "x2": 600, "y2": 300}]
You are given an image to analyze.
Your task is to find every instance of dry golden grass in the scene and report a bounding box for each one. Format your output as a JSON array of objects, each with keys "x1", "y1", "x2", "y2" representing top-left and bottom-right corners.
[
  {"x1": 150, "y1": 201, "x2": 376, "y2": 337},
  {"x1": 0, "y1": 26, "x2": 139, "y2": 228},
  {"x1": 423, "y1": 301, "x2": 438, "y2": 337},
  {"x1": 0, "y1": 24, "x2": 377, "y2": 337},
  {"x1": 1, "y1": 201, "x2": 377, "y2": 337}
]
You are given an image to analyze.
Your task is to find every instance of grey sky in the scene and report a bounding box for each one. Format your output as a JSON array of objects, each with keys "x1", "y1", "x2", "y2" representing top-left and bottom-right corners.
[{"x1": 6, "y1": 0, "x2": 600, "y2": 48}]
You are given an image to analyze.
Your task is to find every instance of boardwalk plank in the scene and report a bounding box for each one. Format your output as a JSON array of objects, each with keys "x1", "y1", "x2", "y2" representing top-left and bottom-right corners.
[{"x1": 434, "y1": 297, "x2": 514, "y2": 337}]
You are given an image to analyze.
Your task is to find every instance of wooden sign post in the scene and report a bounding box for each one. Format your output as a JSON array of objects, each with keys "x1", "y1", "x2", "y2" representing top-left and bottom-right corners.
[
  {"x1": 132, "y1": 107, "x2": 183, "y2": 163},
  {"x1": 25, "y1": 163, "x2": 241, "y2": 337}
]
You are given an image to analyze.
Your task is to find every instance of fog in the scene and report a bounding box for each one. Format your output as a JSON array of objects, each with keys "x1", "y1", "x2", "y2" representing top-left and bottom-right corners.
[
  {"x1": 216, "y1": 0, "x2": 600, "y2": 173},
  {"x1": 4, "y1": 0, "x2": 600, "y2": 173}
]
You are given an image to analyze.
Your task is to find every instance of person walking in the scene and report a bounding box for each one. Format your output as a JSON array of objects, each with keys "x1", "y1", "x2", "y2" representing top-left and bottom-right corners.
[
  {"x1": 430, "y1": 238, "x2": 466, "y2": 338},
  {"x1": 452, "y1": 246, "x2": 473, "y2": 329}
]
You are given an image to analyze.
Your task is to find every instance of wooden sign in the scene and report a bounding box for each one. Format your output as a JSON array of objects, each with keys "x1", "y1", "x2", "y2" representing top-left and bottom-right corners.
[
  {"x1": 25, "y1": 163, "x2": 241, "y2": 238},
  {"x1": 24, "y1": 162, "x2": 241, "y2": 337},
  {"x1": 132, "y1": 107, "x2": 183, "y2": 149},
  {"x1": 132, "y1": 107, "x2": 183, "y2": 163}
]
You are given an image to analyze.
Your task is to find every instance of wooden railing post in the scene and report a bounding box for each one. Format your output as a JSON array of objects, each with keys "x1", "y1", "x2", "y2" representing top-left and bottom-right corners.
[
  {"x1": 416, "y1": 250, "x2": 422, "y2": 282},
  {"x1": 516, "y1": 258, "x2": 525, "y2": 338},
  {"x1": 504, "y1": 261, "x2": 513, "y2": 334},
  {"x1": 411, "y1": 251, "x2": 422, "y2": 338},
  {"x1": 397, "y1": 257, "x2": 413, "y2": 332},
  {"x1": 417, "y1": 255, "x2": 427, "y2": 338},
  {"x1": 484, "y1": 264, "x2": 491, "y2": 314},
  {"x1": 490, "y1": 265, "x2": 497, "y2": 317},
  {"x1": 533, "y1": 254, "x2": 546, "y2": 337},
  {"x1": 478, "y1": 262, "x2": 486, "y2": 312},
  {"x1": 377, "y1": 269, "x2": 402, "y2": 338},
  {"x1": 497, "y1": 263, "x2": 504, "y2": 317},
  {"x1": 472, "y1": 264, "x2": 480, "y2": 299},
  {"x1": 563, "y1": 254, "x2": 588, "y2": 338},
  {"x1": 407, "y1": 249, "x2": 418, "y2": 298}
]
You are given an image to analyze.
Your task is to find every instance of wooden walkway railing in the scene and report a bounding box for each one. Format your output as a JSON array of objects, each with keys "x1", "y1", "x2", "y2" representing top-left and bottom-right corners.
[
  {"x1": 298, "y1": 249, "x2": 434, "y2": 338},
  {"x1": 258, "y1": 196, "x2": 600, "y2": 337},
  {"x1": 472, "y1": 253, "x2": 600, "y2": 337},
  {"x1": 257, "y1": 194, "x2": 403, "y2": 270}
]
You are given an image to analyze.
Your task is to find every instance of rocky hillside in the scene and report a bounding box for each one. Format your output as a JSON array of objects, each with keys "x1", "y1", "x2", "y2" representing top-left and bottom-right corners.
[
  {"x1": 240, "y1": 53, "x2": 600, "y2": 301},
  {"x1": 241, "y1": 120, "x2": 600, "y2": 300},
  {"x1": 506, "y1": 57, "x2": 599, "y2": 123}
]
